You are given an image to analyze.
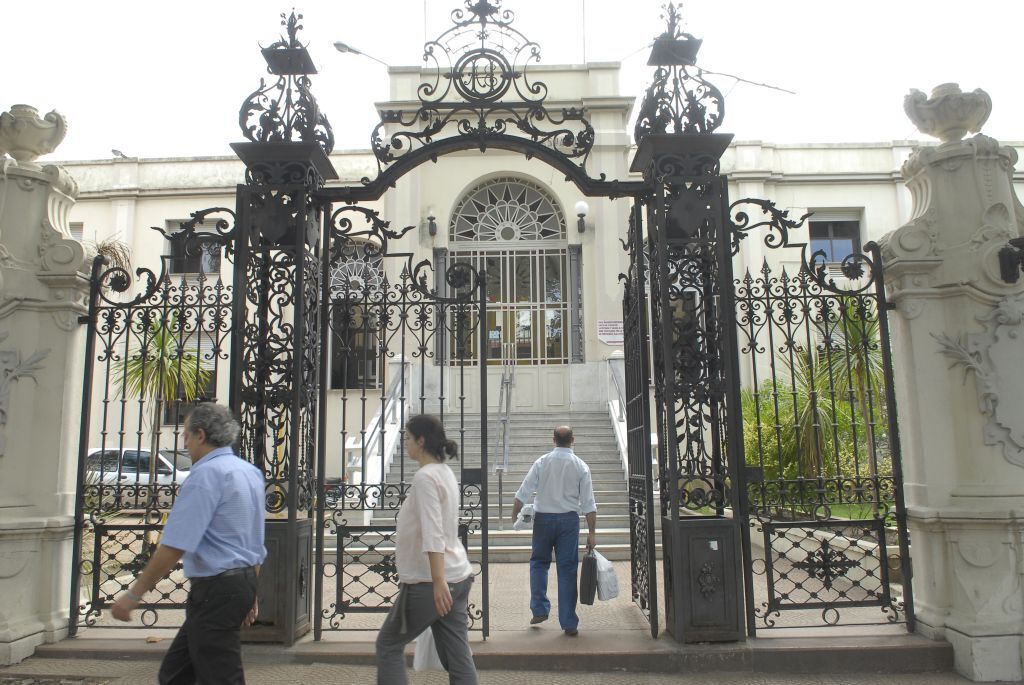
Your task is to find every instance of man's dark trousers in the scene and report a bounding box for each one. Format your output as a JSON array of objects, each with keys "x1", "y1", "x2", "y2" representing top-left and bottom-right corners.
[
  {"x1": 529, "y1": 511, "x2": 580, "y2": 630},
  {"x1": 158, "y1": 567, "x2": 257, "y2": 685}
]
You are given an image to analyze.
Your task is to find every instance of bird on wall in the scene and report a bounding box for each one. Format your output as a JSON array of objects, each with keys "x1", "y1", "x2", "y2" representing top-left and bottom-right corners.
[{"x1": 111, "y1": 149, "x2": 129, "y2": 159}]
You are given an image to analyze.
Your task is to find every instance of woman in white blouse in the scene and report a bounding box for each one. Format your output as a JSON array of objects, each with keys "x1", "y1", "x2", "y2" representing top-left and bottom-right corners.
[{"x1": 375, "y1": 414, "x2": 478, "y2": 685}]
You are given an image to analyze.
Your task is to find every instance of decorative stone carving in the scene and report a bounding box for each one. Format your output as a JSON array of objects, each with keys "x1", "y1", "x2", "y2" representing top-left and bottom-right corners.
[
  {"x1": 933, "y1": 295, "x2": 1024, "y2": 467},
  {"x1": 0, "y1": 106, "x2": 68, "y2": 170},
  {"x1": 951, "y1": 538, "x2": 1019, "y2": 619},
  {"x1": 0, "y1": 331, "x2": 49, "y2": 457},
  {"x1": 904, "y1": 84, "x2": 992, "y2": 143}
]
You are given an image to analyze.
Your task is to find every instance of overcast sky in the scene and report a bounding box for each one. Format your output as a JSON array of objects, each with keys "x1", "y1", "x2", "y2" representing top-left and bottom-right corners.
[{"x1": 6, "y1": 0, "x2": 1021, "y2": 163}]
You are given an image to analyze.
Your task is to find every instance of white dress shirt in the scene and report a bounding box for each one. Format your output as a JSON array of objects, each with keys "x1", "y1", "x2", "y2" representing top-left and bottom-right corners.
[
  {"x1": 395, "y1": 462, "x2": 473, "y2": 584},
  {"x1": 514, "y1": 447, "x2": 597, "y2": 514}
]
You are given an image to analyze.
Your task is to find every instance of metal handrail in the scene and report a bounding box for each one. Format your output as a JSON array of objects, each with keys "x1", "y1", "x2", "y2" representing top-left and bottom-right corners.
[
  {"x1": 608, "y1": 357, "x2": 627, "y2": 423},
  {"x1": 607, "y1": 355, "x2": 630, "y2": 476},
  {"x1": 344, "y1": 361, "x2": 410, "y2": 510},
  {"x1": 493, "y1": 343, "x2": 515, "y2": 528}
]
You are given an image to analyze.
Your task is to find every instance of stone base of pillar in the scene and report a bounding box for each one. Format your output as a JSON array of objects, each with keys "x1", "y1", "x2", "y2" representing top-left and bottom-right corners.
[
  {"x1": 908, "y1": 508, "x2": 1024, "y2": 682},
  {"x1": 0, "y1": 518, "x2": 74, "y2": 665},
  {"x1": 946, "y1": 629, "x2": 1023, "y2": 682}
]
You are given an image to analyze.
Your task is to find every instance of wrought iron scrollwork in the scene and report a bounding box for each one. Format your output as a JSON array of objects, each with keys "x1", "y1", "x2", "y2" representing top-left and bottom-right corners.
[
  {"x1": 91, "y1": 208, "x2": 236, "y2": 310},
  {"x1": 238, "y1": 11, "x2": 334, "y2": 155},
  {"x1": 634, "y1": 4, "x2": 724, "y2": 145},
  {"x1": 729, "y1": 198, "x2": 878, "y2": 294},
  {"x1": 365, "y1": 0, "x2": 594, "y2": 182}
]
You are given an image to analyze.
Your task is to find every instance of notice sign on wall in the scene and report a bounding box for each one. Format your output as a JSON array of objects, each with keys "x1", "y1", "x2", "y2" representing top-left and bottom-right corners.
[{"x1": 597, "y1": 319, "x2": 624, "y2": 346}]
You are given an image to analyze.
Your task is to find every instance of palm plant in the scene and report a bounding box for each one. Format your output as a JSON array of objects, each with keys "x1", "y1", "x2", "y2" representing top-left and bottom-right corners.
[
  {"x1": 826, "y1": 297, "x2": 886, "y2": 510},
  {"x1": 742, "y1": 296, "x2": 889, "y2": 519},
  {"x1": 121, "y1": 312, "x2": 211, "y2": 490},
  {"x1": 779, "y1": 342, "x2": 844, "y2": 480}
]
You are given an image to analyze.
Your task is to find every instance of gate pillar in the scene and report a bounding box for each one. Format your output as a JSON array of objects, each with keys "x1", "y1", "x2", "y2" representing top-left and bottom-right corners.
[
  {"x1": 629, "y1": 7, "x2": 745, "y2": 643},
  {"x1": 881, "y1": 85, "x2": 1024, "y2": 681},
  {"x1": 229, "y1": 13, "x2": 337, "y2": 646},
  {"x1": 0, "y1": 106, "x2": 90, "y2": 663}
]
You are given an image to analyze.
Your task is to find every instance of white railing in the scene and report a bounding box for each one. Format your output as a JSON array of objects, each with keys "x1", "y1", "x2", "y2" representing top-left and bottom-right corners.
[
  {"x1": 607, "y1": 352, "x2": 629, "y2": 476},
  {"x1": 343, "y1": 359, "x2": 410, "y2": 520},
  {"x1": 493, "y1": 343, "x2": 515, "y2": 529},
  {"x1": 607, "y1": 353, "x2": 659, "y2": 491}
]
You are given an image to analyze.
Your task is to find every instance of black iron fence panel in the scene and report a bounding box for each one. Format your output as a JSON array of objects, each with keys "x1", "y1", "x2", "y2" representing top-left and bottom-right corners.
[
  {"x1": 314, "y1": 207, "x2": 488, "y2": 637},
  {"x1": 622, "y1": 199, "x2": 659, "y2": 637},
  {"x1": 728, "y1": 199, "x2": 914, "y2": 632},
  {"x1": 71, "y1": 211, "x2": 237, "y2": 633},
  {"x1": 648, "y1": 176, "x2": 734, "y2": 520}
]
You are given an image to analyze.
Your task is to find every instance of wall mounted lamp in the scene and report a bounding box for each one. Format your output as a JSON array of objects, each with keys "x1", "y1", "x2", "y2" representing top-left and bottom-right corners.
[
  {"x1": 426, "y1": 214, "x2": 438, "y2": 238},
  {"x1": 574, "y1": 200, "x2": 589, "y2": 233}
]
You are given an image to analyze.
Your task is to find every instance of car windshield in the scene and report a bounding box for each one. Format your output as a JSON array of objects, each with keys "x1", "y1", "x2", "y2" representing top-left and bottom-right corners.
[{"x1": 160, "y1": 450, "x2": 192, "y2": 471}]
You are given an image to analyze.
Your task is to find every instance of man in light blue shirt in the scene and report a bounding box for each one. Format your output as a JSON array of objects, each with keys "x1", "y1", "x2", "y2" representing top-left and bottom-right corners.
[
  {"x1": 511, "y1": 425, "x2": 597, "y2": 636},
  {"x1": 111, "y1": 402, "x2": 266, "y2": 684}
]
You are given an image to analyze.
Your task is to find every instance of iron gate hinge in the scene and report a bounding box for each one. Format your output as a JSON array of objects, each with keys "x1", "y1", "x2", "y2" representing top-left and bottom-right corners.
[{"x1": 77, "y1": 315, "x2": 91, "y2": 325}]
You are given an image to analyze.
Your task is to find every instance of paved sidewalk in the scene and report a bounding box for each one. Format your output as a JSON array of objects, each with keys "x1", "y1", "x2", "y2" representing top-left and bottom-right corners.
[
  {"x1": 12, "y1": 561, "x2": 1001, "y2": 683},
  {"x1": 0, "y1": 660, "x2": 1015, "y2": 685}
]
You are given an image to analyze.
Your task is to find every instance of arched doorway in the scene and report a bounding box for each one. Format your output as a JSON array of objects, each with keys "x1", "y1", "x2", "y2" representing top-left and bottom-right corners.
[{"x1": 447, "y1": 176, "x2": 580, "y2": 412}]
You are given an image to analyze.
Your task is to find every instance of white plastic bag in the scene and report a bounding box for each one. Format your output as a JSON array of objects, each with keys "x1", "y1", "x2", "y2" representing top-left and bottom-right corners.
[
  {"x1": 513, "y1": 503, "x2": 534, "y2": 531},
  {"x1": 594, "y1": 550, "x2": 619, "y2": 601},
  {"x1": 413, "y1": 626, "x2": 444, "y2": 671}
]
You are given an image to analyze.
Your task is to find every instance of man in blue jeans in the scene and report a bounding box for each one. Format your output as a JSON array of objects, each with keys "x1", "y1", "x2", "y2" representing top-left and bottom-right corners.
[{"x1": 511, "y1": 425, "x2": 597, "y2": 636}]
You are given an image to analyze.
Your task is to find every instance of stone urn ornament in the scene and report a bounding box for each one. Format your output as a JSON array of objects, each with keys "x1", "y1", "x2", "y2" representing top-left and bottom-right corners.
[
  {"x1": 903, "y1": 83, "x2": 991, "y2": 143},
  {"x1": 0, "y1": 104, "x2": 68, "y2": 169}
]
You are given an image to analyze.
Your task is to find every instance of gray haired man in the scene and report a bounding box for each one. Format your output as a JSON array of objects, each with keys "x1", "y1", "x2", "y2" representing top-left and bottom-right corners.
[
  {"x1": 511, "y1": 425, "x2": 597, "y2": 636},
  {"x1": 111, "y1": 402, "x2": 266, "y2": 685}
]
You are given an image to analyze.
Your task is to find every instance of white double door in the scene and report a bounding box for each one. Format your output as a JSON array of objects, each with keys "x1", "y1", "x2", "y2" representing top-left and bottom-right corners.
[{"x1": 450, "y1": 246, "x2": 571, "y2": 413}]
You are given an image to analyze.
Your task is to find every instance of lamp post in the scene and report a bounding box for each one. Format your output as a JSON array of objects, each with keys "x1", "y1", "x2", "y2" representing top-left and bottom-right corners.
[{"x1": 333, "y1": 41, "x2": 391, "y2": 68}]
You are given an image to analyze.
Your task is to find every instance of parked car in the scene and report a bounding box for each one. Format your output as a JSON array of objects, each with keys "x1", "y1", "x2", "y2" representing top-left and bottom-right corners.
[{"x1": 86, "y1": 447, "x2": 192, "y2": 486}]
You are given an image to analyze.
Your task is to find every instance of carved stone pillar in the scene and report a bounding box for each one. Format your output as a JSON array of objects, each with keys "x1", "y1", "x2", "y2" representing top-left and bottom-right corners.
[
  {"x1": 0, "y1": 104, "x2": 90, "y2": 663},
  {"x1": 881, "y1": 84, "x2": 1024, "y2": 681}
]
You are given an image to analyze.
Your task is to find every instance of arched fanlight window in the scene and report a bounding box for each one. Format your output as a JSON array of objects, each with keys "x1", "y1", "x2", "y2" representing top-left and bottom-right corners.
[
  {"x1": 329, "y1": 240, "x2": 385, "y2": 299},
  {"x1": 450, "y1": 177, "x2": 566, "y2": 242}
]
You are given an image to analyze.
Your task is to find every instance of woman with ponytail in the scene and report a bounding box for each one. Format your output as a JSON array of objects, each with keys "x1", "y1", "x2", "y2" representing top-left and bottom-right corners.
[{"x1": 375, "y1": 414, "x2": 478, "y2": 684}]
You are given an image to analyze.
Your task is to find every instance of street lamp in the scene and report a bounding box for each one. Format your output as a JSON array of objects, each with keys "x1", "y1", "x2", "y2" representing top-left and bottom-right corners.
[{"x1": 333, "y1": 41, "x2": 390, "y2": 68}]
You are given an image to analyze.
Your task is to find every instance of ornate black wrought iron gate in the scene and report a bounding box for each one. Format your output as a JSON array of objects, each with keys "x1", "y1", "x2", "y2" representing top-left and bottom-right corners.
[
  {"x1": 726, "y1": 204, "x2": 915, "y2": 632},
  {"x1": 622, "y1": 201, "x2": 658, "y2": 637},
  {"x1": 621, "y1": 3, "x2": 914, "y2": 640},
  {"x1": 313, "y1": 206, "x2": 490, "y2": 636},
  {"x1": 70, "y1": 0, "x2": 646, "y2": 641},
  {"x1": 70, "y1": 0, "x2": 915, "y2": 646}
]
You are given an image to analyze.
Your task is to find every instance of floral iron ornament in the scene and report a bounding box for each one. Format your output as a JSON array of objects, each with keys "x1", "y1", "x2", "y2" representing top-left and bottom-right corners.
[
  {"x1": 366, "y1": 0, "x2": 594, "y2": 181},
  {"x1": 238, "y1": 11, "x2": 334, "y2": 156},
  {"x1": 634, "y1": 3, "x2": 724, "y2": 144}
]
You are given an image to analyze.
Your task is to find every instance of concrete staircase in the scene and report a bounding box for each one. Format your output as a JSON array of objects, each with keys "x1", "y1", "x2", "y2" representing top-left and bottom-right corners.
[{"x1": 364, "y1": 410, "x2": 642, "y2": 562}]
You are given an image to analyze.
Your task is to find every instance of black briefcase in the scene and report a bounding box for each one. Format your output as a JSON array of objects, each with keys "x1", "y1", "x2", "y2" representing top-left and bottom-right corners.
[{"x1": 579, "y1": 549, "x2": 597, "y2": 606}]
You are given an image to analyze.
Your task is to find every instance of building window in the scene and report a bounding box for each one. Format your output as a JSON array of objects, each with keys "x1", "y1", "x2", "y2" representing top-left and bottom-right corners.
[
  {"x1": 167, "y1": 221, "x2": 221, "y2": 275},
  {"x1": 69, "y1": 222, "x2": 85, "y2": 242},
  {"x1": 330, "y1": 304, "x2": 379, "y2": 389},
  {"x1": 809, "y1": 219, "x2": 861, "y2": 263},
  {"x1": 328, "y1": 240, "x2": 384, "y2": 390},
  {"x1": 162, "y1": 335, "x2": 218, "y2": 425}
]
